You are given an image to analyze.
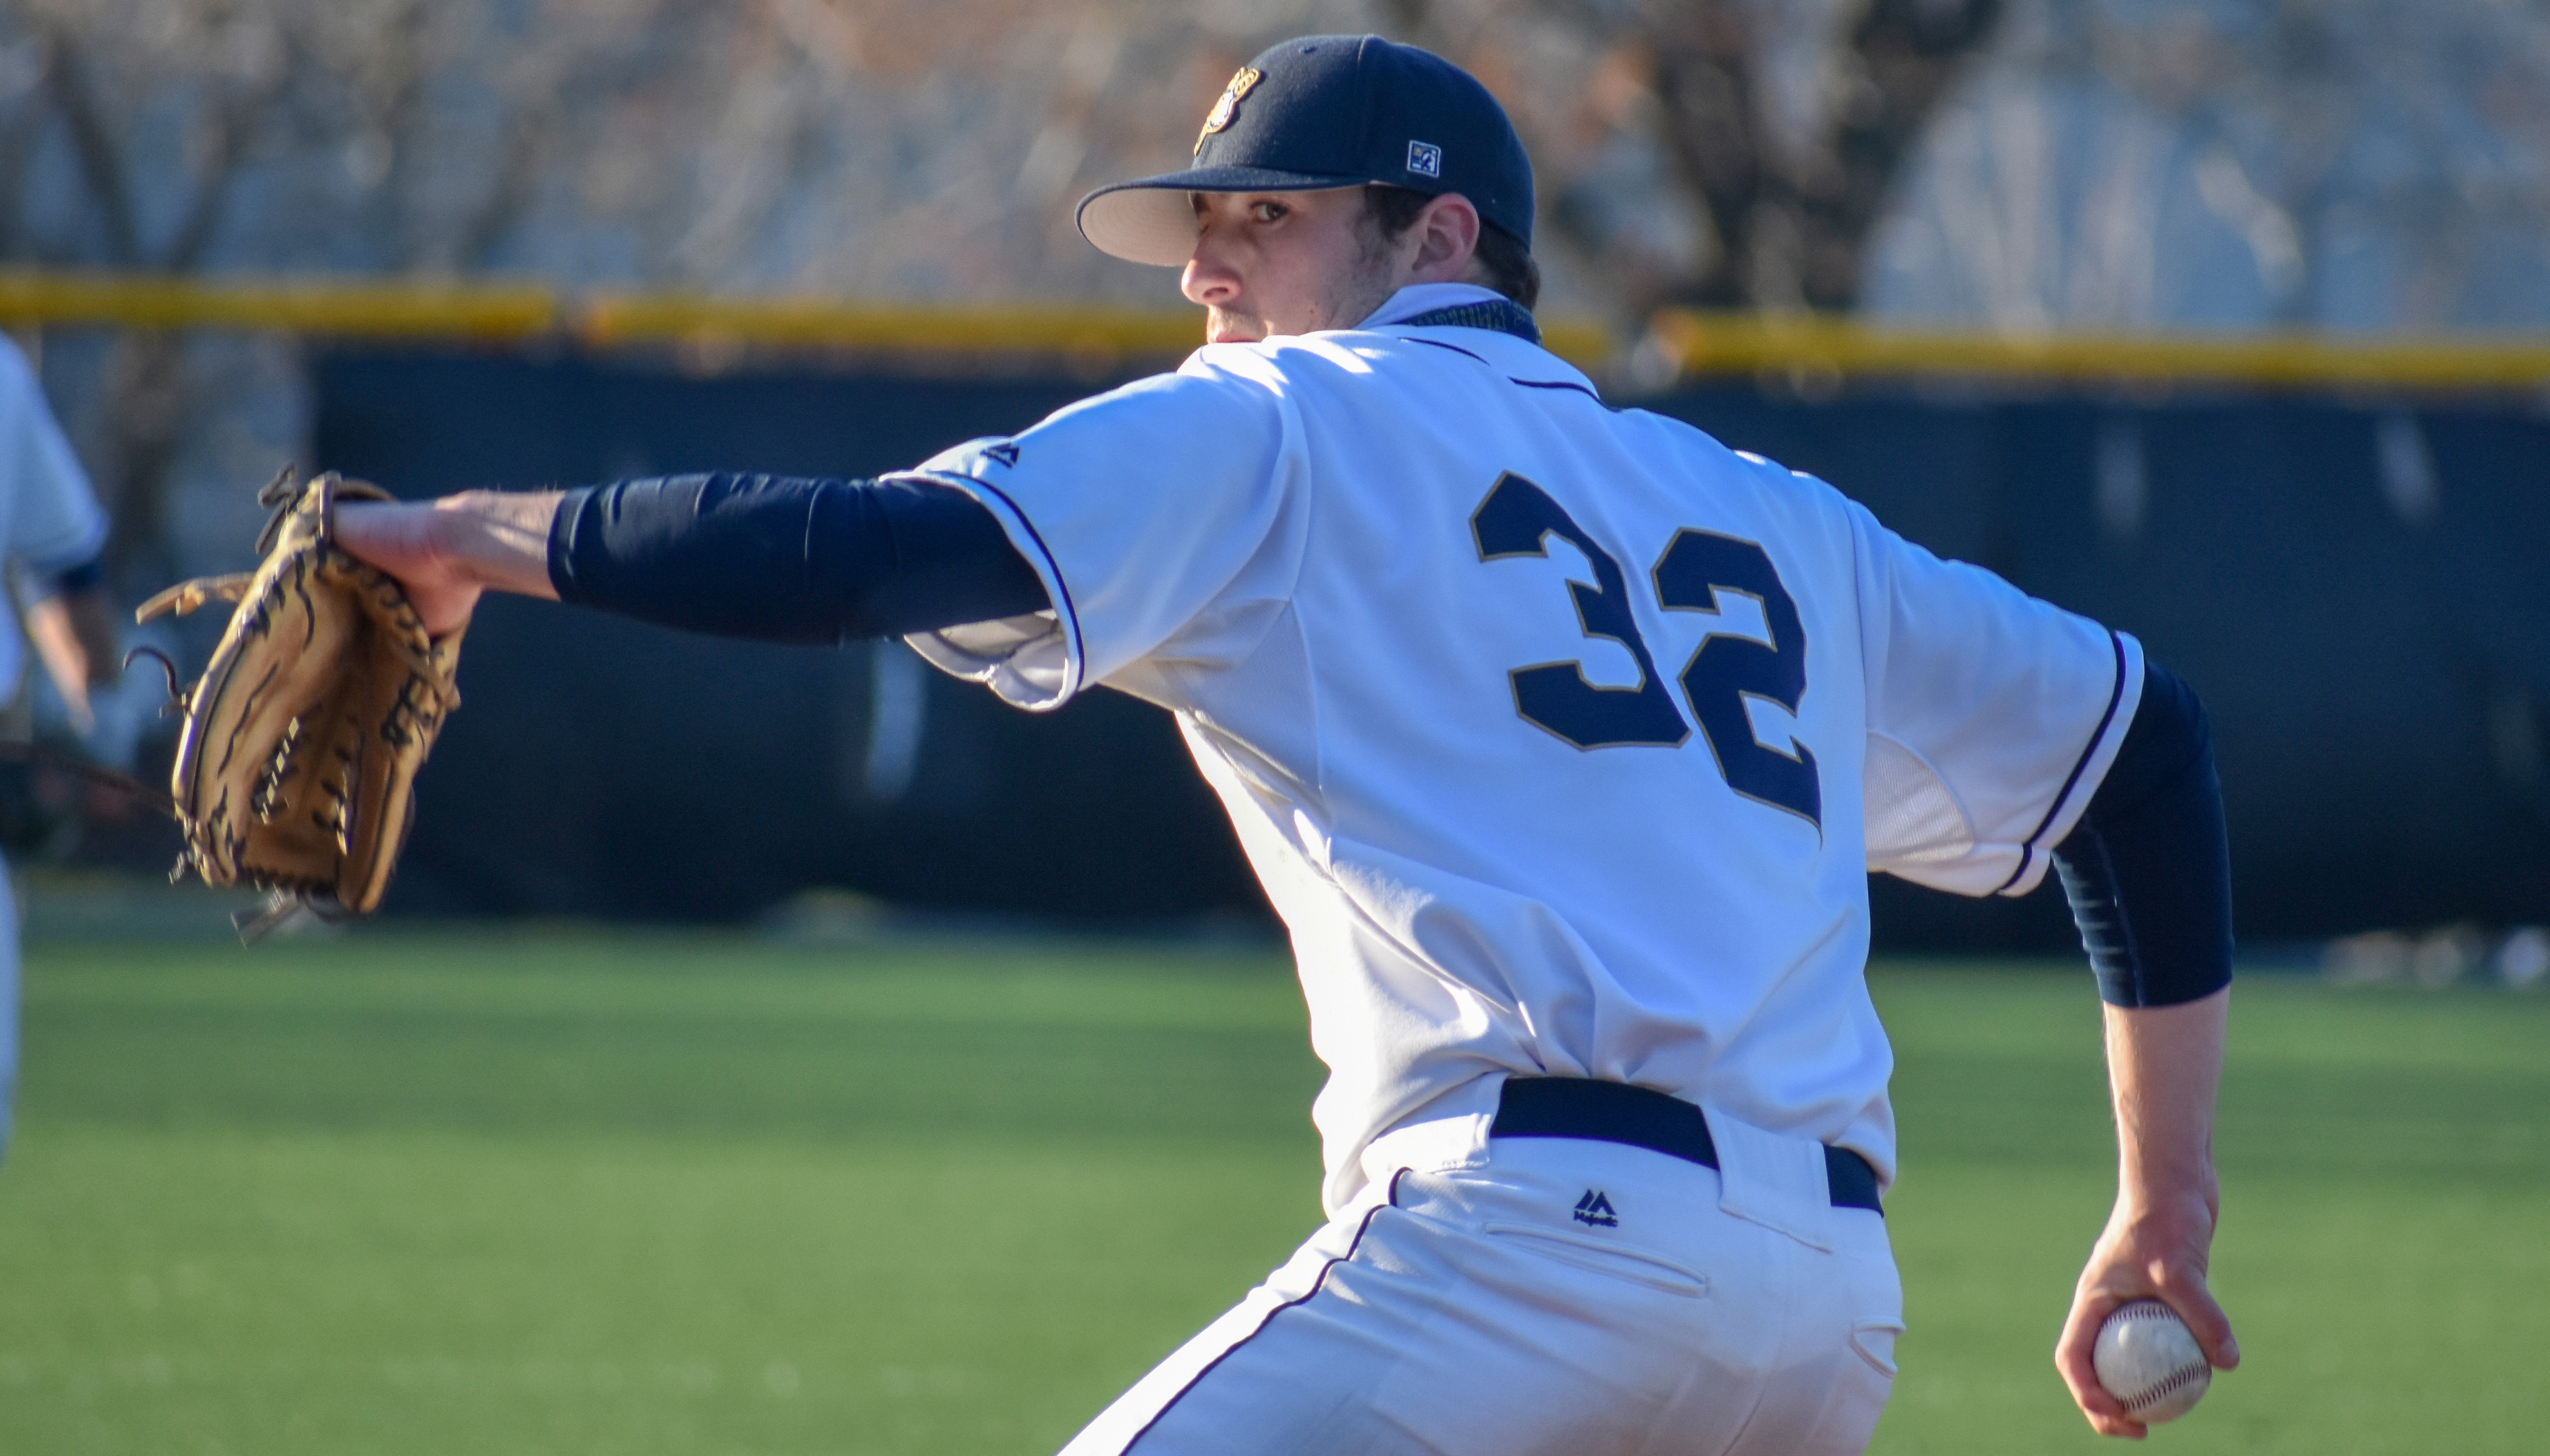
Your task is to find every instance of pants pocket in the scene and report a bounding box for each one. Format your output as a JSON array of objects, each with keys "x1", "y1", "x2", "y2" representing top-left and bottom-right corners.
[
  {"x1": 1776, "y1": 1319, "x2": 1901, "y2": 1456},
  {"x1": 1482, "y1": 1222, "x2": 1710, "y2": 1297},
  {"x1": 1849, "y1": 1320, "x2": 1904, "y2": 1379}
]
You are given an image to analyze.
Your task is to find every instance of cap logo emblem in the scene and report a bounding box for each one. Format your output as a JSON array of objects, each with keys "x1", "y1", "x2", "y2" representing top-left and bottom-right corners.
[
  {"x1": 1407, "y1": 140, "x2": 1443, "y2": 178},
  {"x1": 1195, "y1": 67, "x2": 1263, "y2": 156}
]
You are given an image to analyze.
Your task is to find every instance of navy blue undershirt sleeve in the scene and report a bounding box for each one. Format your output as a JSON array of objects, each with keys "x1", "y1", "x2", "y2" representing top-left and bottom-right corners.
[
  {"x1": 546, "y1": 473, "x2": 1049, "y2": 644},
  {"x1": 2052, "y1": 661, "x2": 2235, "y2": 1008}
]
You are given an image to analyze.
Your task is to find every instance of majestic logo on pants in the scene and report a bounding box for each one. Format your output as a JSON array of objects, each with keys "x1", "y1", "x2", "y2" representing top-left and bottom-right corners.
[{"x1": 1572, "y1": 1189, "x2": 1618, "y2": 1227}]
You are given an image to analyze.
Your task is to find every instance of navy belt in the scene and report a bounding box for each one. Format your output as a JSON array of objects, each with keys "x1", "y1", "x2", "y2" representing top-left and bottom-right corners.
[{"x1": 1491, "y1": 1076, "x2": 1884, "y2": 1215}]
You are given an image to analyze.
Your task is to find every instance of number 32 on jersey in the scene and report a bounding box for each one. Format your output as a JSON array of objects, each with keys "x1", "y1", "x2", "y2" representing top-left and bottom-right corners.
[{"x1": 1471, "y1": 470, "x2": 1822, "y2": 831}]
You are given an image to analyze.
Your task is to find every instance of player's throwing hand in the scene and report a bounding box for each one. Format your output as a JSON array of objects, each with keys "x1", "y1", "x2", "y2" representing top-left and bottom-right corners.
[{"x1": 2055, "y1": 992, "x2": 2241, "y2": 1438}]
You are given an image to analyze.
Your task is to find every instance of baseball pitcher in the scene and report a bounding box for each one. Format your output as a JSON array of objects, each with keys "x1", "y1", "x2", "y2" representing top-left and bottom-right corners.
[{"x1": 335, "y1": 36, "x2": 2237, "y2": 1452}]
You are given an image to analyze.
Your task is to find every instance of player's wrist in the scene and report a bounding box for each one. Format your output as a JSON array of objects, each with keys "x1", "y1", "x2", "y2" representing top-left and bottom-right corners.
[
  {"x1": 2110, "y1": 1164, "x2": 2220, "y2": 1230},
  {"x1": 429, "y1": 489, "x2": 560, "y2": 599},
  {"x1": 422, "y1": 491, "x2": 491, "y2": 575},
  {"x1": 2095, "y1": 1200, "x2": 2217, "y2": 1283}
]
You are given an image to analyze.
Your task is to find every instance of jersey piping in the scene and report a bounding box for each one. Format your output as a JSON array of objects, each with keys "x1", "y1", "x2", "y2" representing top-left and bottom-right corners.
[
  {"x1": 1993, "y1": 629, "x2": 2130, "y2": 895},
  {"x1": 896, "y1": 467, "x2": 1089, "y2": 709}
]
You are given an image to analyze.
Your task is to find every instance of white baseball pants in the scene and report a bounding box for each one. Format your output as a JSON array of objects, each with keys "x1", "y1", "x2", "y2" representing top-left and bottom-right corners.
[{"x1": 1059, "y1": 1134, "x2": 1901, "y2": 1456}]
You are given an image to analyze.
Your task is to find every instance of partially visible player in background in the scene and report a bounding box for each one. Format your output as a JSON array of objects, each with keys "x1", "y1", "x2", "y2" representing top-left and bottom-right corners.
[{"x1": 0, "y1": 334, "x2": 120, "y2": 1165}]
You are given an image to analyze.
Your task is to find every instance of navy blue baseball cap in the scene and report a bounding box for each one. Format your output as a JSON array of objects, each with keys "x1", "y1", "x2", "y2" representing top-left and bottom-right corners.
[{"x1": 1076, "y1": 35, "x2": 1535, "y2": 267}]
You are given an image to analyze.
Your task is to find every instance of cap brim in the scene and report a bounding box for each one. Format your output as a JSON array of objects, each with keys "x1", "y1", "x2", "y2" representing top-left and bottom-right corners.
[{"x1": 1076, "y1": 166, "x2": 1367, "y2": 266}]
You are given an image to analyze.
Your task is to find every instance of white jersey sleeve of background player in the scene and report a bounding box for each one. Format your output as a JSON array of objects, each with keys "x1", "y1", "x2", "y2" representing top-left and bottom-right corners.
[{"x1": 0, "y1": 337, "x2": 110, "y2": 700}]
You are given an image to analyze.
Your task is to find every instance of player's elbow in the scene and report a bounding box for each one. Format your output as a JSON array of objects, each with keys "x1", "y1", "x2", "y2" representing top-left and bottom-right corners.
[{"x1": 2053, "y1": 661, "x2": 2232, "y2": 1008}]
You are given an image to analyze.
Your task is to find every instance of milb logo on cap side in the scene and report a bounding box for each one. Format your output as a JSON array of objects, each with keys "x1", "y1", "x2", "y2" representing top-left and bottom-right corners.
[{"x1": 1407, "y1": 139, "x2": 1443, "y2": 178}]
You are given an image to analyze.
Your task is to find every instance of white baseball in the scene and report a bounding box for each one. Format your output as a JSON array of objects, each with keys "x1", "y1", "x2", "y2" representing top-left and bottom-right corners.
[{"x1": 2092, "y1": 1299, "x2": 2212, "y2": 1423}]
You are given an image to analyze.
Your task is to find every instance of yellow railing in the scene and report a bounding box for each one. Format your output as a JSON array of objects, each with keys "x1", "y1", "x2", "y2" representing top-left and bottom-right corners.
[
  {"x1": 0, "y1": 270, "x2": 559, "y2": 340},
  {"x1": 574, "y1": 295, "x2": 1622, "y2": 366},
  {"x1": 0, "y1": 268, "x2": 1619, "y2": 365},
  {"x1": 4, "y1": 268, "x2": 2548, "y2": 387},
  {"x1": 1644, "y1": 310, "x2": 2550, "y2": 388},
  {"x1": 575, "y1": 295, "x2": 1199, "y2": 356}
]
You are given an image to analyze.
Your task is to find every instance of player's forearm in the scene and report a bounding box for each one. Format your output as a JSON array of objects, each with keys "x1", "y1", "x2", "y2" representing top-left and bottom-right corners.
[
  {"x1": 63, "y1": 587, "x2": 121, "y2": 687},
  {"x1": 23, "y1": 589, "x2": 100, "y2": 728},
  {"x1": 2052, "y1": 662, "x2": 2234, "y2": 1009},
  {"x1": 547, "y1": 473, "x2": 1048, "y2": 643},
  {"x1": 2104, "y1": 988, "x2": 2227, "y2": 1216},
  {"x1": 25, "y1": 584, "x2": 120, "y2": 694},
  {"x1": 344, "y1": 476, "x2": 1048, "y2": 644},
  {"x1": 2054, "y1": 984, "x2": 2236, "y2": 1434}
]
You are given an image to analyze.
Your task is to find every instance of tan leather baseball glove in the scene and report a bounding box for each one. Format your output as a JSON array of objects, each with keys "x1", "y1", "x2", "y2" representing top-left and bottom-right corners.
[{"x1": 136, "y1": 469, "x2": 465, "y2": 939}]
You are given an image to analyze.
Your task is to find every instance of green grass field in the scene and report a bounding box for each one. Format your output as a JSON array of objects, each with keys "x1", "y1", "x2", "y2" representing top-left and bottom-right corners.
[{"x1": 2, "y1": 931, "x2": 2543, "y2": 1455}]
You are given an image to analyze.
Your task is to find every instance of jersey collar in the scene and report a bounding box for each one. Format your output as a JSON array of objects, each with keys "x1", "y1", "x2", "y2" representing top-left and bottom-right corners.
[{"x1": 1359, "y1": 283, "x2": 1541, "y2": 344}]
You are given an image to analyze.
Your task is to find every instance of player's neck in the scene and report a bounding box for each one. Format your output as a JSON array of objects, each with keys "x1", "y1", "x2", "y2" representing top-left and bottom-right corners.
[{"x1": 1359, "y1": 283, "x2": 1539, "y2": 343}]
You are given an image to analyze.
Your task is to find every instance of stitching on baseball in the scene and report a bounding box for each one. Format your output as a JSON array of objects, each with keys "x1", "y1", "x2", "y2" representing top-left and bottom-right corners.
[{"x1": 2123, "y1": 1359, "x2": 2208, "y2": 1411}]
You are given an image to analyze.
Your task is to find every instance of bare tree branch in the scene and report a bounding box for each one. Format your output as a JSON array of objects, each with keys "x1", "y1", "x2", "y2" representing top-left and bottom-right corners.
[
  {"x1": 0, "y1": 82, "x2": 51, "y2": 260},
  {"x1": 1393, "y1": 0, "x2": 2000, "y2": 313},
  {"x1": 41, "y1": 33, "x2": 139, "y2": 265},
  {"x1": 1643, "y1": 0, "x2": 1768, "y2": 307},
  {"x1": 456, "y1": 108, "x2": 550, "y2": 272},
  {"x1": 164, "y1": 41, "x2": 291, "y2": 271},
  {"x1": 96, "y1": 335, "x2": 189, "y2": 584},
  {"x1": 1798, "y1": 0, "x2": 2003, "y2": 309},
  {"x1": 30, "y1": 15, "x2": 288, "y2": 582}
]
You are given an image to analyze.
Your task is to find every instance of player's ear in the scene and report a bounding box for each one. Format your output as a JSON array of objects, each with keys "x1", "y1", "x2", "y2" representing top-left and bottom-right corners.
[{"x1": 1410, "y1": 193, "x2": 1482, "y2": 282}]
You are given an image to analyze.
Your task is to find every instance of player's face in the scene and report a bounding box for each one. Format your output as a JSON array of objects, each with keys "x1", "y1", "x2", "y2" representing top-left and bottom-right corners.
[{"x1": 1181, "y1": 189, "x2": 1410, "y2": 345}]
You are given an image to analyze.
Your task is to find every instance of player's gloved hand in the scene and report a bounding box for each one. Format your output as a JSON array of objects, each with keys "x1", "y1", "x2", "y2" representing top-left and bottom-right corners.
[
  {"x1": 136, "y1": 471, "x2": 469, "y2": 936},
  {"x1": 335, "y1": 488, "x2": 563, "y2": 637},
  {"x1": 333, "y1": 497, "x2": 486, "y2": 637}
]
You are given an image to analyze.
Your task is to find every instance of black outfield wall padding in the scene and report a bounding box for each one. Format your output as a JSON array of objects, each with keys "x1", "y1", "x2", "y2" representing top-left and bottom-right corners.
[
  {"x1": 314, "y1": 352, "x2": 1252, "y2": 925},
  {"x1": 314, "y1": 350, "x2": 2550, "y2": 945}
]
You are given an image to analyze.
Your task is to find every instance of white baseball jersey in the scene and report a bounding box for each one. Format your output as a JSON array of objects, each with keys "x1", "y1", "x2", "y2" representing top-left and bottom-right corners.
[
  {"x1": 902, "y1": 283, "x2": 2140, "y2": 1216},
  {"x1": 0, "y1": 337, "x2": 109, "y2": 700}
]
